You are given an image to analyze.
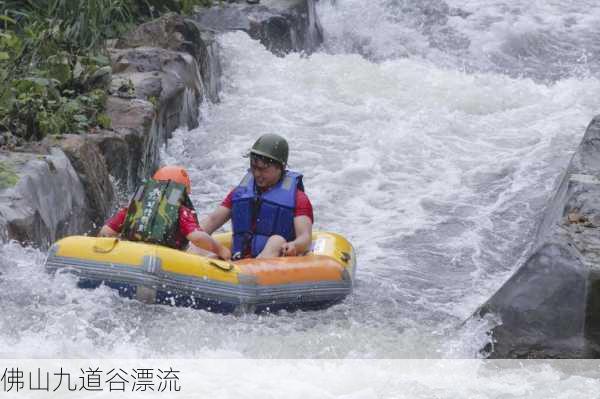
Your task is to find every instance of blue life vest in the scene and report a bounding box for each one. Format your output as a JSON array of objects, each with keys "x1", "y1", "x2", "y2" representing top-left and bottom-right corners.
[{"x1": 231, "y1": 170, "x2": 304, "y2": 257}]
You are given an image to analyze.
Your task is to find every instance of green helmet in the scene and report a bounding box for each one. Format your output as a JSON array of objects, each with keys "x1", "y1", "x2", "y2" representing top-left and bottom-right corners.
[{"x1": 249, "y1": 133, "x2": 289, "y2": 166}]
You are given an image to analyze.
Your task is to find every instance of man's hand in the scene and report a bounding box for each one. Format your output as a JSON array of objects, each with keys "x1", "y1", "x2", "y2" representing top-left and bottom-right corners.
[
  {"x1": 217, "y1": 245, "x2": 232, "y2": 261},
  {"x1": 99, "y1": 225, "x2": 118, "y2": 237},
  {"x1": 281, "y1": 241, "x2": 298, "y2": 257}
]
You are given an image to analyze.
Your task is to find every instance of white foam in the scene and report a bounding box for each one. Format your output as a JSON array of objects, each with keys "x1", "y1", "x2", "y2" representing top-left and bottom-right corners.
[{"x1": 317, "y1": 0, "x2": 600, "y2": 80}]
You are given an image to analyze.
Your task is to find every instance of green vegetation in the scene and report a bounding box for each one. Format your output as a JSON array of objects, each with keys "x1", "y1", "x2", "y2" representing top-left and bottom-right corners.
[
  {"x1": 0, "y1": 0, "x2": 213, "y2": 142},
  {"x1": 0, "y1": 160, "x2": 19, "y2": 188}
]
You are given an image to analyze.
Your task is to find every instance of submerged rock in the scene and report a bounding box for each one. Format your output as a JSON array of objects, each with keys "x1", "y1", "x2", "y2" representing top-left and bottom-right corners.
[{"x1": 475, "y1": 115, "x2": 600, "y2": 358}]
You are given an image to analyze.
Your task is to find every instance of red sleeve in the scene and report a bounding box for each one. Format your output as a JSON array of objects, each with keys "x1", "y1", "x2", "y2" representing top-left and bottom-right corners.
[
  {"x1": 295, "y1": 190, "x2": 314, "y2": 223},
  {"x1": 105, "y1": 208, "x2": 127, "y2": 232},
  {"x1": 221, "y1": 189, "x2": 234, "y2": 209},
  {"x1": 179, "y1": 206, "x2": 202, "y2": 237}
]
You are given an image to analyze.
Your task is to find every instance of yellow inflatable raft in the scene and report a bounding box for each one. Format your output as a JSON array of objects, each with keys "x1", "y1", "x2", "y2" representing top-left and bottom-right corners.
[{"x1": 45, "y1": 232, "x2": 356, "y2": 313}]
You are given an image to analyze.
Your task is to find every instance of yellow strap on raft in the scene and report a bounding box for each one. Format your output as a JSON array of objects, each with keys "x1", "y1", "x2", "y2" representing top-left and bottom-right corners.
[
  {"x1": 93, "y1": 238, "x2": 119, "y2": 254},
  {"x1": 208, "y1": 260, "x2": 234, "y2": 272}
]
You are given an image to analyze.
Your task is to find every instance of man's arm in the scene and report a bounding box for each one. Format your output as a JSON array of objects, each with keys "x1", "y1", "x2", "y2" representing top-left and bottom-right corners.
[
  {"x1": 281, "y1": 215, "x2": 312, "y2": 256},
  {"x1": 99, "y1": 225, "x2": 119, "y2": 237},
  {"x1": 98, "y1": 208, "x2": 127, "y2": 237},
  {"x1": 186, "y1": 229, "x2": 231, "y2": 260},
  {"x1": 198, "y1": 206, "x2": 231, "y2": 234}
]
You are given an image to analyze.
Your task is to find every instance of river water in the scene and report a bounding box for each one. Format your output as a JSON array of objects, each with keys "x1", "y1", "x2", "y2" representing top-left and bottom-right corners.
[{"x1": 2, "y1": 0, "x2": 600, "y2": 373}]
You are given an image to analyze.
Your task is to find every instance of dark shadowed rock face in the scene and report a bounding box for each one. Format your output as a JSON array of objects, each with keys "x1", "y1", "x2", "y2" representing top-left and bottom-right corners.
[
  {"x1": 88, "y1": 130, "x2": 135, "y2": 192},
  {"x1": 479, "y1": 244, "x2": 588, "y2": 358},
  {"x1": 192, "y1": 0, "x2": 323, "y2": 55},
  {"x1": 58, "y1": 135, "x2": 114, "y2": 227},
  {"x1": 476, "y1": 115, "x2": 600, "y2": 358},
  {"x1": 104, "y1": 97, "x2": 158, "y2": 191}
]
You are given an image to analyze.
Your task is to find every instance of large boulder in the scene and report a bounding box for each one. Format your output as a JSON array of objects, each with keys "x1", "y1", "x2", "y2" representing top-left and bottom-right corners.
[
  {"x1": 110, "y1": 47, "x2": 203, "y2": 131},
  {"x1": 475, "y1": 115, "x2": 600, "y2": 358},
  {"x1": 115, "y1": 13, "x2": 220, "y2": 102},
  {"x1": 116, "y1": 13, "x2": 206, "y2": 60},
  {"x1": 0, "y1": 149, "x2": 89, "y2": 248},
  {"x1": 192, "y1": 0, "x2": 323, "y2": 55}
]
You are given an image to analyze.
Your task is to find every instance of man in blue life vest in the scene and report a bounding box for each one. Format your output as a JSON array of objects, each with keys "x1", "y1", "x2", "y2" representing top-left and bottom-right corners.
[
  {"x1": 99, "y1": 165, "x2": 231, "y2": 260},
  {"x1": 199, "y1": 134, "x2": 314, "y2": 259}
]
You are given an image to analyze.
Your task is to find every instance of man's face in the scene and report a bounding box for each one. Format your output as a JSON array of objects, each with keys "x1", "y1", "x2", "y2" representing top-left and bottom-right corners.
[{"x1": 250, "y1": 156, "x2": 282, "y2": 189}]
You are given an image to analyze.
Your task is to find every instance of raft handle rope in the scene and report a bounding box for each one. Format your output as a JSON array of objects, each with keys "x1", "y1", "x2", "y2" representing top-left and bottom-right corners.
[
  {"x1": 209, "y1": 260, "x2": 234, "y2": 272},
  {"x1": 93, "y1": 238, "x2": 119, "y2": 253},
  {"x1": 339, "y1": 251, "x2": 351, "y2": 264}
]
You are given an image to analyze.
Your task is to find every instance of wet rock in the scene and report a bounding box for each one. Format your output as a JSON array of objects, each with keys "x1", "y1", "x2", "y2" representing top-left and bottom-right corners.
[
  {"x1": 117, "y1": 13, "x2": 205, "y2": 61},
  {"x1": 107, "y1": 24, "x2": 211, "y2": 189},
  {"x1": 109, "y1": 47, "x2": 203, "y2": 131},
  {"x1": 86, "y1": 65, "x2": 113, "y2": 91},
  {"x1": 1, "y1": 132, "x2": 18, "y2": 151},
  {"x1": 475, "y1": 115, "x2": 600, "y2": 358},
  {"x1": 479, "y1": 243, "x2": 588, "y2": 358},
  {"x1": 107, "y1": 47, "x2": 201, "y2": 184},
  {"x1": 115, "y1": 13, "x2": 220, "y2": 103},
  {"x1": 0, "y1": 150, "x2": 89, "y2": 248},
  {"x1": 88, "y1": 129, "x2": 140, "y2": 193},
  {"x1": 105, "y1": 97, "x2": 154, "y2": 134},
  {"x1": 58, "y1": 135, "x2": 114, "y2": 227},
  {"x1": 104, "y1": 97, "x2": 157, "y2": 190},
  {"x1": 197, "y1": 29, "x2": 222, "y2": 102},
  {"x1": 192, "y1": 0, "x2": 323, "y2": 55},
  {"x1": 101, "y1": 12, "x2": 227, "y2": 194}
]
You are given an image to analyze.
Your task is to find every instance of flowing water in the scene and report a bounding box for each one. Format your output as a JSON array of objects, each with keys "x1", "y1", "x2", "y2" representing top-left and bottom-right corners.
[{"x1": 2, "y1": 0, "x2": 600, "y2": 370}]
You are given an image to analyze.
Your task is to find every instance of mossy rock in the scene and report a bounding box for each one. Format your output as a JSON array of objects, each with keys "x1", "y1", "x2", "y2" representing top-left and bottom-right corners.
[{"x1": 0, "y1": 161, "x2": 19, "y2": 189}]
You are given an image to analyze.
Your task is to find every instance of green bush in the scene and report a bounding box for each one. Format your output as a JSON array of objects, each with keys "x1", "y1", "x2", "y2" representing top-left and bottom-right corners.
[
  {"x1": 132, "y1": 0, "x2": 213, "y2": 19},
  {"x1": 0, "y1": 160, "x2": 19, "y2": 189}
]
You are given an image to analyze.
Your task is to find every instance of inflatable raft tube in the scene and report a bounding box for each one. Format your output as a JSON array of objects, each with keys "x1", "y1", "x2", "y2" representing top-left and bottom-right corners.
[{"x1": 45, "y1": 232, "x2": 356, "y2": 313}]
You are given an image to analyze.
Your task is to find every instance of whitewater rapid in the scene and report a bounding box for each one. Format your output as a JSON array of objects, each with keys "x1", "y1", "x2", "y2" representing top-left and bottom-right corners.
[{"x1": 2, "y1": 0, "x2": 600, "y2": 368}]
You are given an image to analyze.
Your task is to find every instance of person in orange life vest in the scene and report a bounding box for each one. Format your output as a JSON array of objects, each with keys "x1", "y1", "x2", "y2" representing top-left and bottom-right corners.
[
  {"x1": 99, "y1": 165, "x2": 231, "y2": 260},
  {"x1": 199, "y1": 134, "x2": 313, "y2": 259}
]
